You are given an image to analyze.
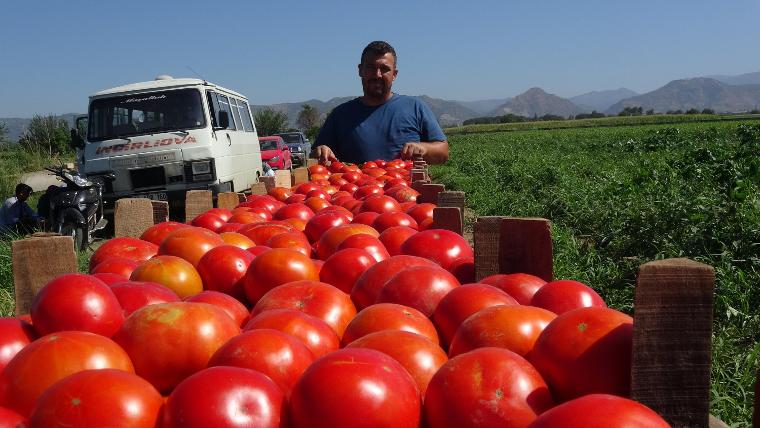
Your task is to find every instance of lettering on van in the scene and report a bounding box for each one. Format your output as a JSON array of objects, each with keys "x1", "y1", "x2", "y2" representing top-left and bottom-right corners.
[
  {"x1": 95, "y1": 135, "x2": 197, "y2": 155},
  {"x1": 121, "y1": 95, "x2": 167, "y2": 104}
]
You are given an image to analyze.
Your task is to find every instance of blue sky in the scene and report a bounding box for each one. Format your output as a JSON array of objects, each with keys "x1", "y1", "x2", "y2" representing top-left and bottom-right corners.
[{"x1": 1, "y1": 0, "x2": 759, "y2": 117}]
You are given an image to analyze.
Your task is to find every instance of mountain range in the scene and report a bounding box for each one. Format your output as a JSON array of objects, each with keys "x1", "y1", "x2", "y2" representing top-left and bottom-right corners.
[{"x1": 3, "y1": 71, "x2": 760, "y2": 142}]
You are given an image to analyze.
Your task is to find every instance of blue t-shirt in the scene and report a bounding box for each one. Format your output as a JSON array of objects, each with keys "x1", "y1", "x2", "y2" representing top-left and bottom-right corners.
[{"x1": 316, "y1": 94, "x2": 446, "y2": 164}]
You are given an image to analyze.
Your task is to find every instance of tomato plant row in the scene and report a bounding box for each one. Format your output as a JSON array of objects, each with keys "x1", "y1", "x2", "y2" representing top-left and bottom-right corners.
[{"x1": 0, "y1": 159, "x2": 671, "y2": 427}]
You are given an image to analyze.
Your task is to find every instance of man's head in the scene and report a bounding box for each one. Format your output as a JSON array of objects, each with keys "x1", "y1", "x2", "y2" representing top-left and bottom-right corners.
[
  {"x1": 358, "y1": 41, "x2": 398, "y2": 105},
  {"x1": 15, "y1": 183, "x2": 32, "y2": 202}
]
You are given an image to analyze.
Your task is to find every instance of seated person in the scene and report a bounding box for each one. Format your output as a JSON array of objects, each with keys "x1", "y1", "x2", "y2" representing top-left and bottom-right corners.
[{"x1": 0, "y1": 183, "x2": 41, "y2": 234}]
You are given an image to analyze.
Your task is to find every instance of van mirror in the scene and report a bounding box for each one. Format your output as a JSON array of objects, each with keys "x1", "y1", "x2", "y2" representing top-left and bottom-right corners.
[
  {"x1": 215, "y1": 111, "x2": 229, "y2": 130},
  {"x1": 70, "y1": 129, "x2": 85, "y2": 149}
]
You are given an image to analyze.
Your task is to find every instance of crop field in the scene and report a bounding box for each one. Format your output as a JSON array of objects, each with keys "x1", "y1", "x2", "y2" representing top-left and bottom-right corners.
[{"x1": 434, "y1": 119, "x2": 760, "y2": 425}]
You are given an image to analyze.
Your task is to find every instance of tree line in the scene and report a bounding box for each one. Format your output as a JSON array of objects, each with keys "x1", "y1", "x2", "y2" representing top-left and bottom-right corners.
[
  {"x1": 462, "y1": 107, "x2": 722, "y2": 125},
  {"x1": 253, "y1": 104, "x2": 324, "y2": 140}
]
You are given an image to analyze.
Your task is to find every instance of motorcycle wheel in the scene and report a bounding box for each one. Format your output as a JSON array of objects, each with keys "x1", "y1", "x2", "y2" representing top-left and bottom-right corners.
[{"x1": 60, "y1": 221, "x2": 85, "y2": 251}]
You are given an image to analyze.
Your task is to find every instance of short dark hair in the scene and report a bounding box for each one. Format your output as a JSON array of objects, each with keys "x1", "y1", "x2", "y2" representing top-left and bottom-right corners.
[
  {"x1": 360, "y1": 41, "x2": 397, "y2": 66},
  {"x1": 15, "y1": 183, "x2": 32, "y2": 195}
]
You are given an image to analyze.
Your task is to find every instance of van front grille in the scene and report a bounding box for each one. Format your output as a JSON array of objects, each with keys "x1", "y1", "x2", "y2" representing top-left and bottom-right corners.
[{"x1": 130, "y1": 166, "x2": 166, "y2": 189}]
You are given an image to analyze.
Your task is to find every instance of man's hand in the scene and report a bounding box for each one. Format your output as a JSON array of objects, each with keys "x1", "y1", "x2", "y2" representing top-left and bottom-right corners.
[
  {"x1": 314, "y1": 145, "x2": 338, "y2": 164},
  {"x1": 400, "y1": 141, "x2": 449, "y2": 165},
  {"x1": 400, "y1": 142, "x2": 428, "y2": 160}
]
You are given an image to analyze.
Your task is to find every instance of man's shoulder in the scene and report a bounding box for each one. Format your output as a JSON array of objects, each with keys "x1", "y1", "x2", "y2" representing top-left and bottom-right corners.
[{"x1": 333, "y1": 97, "x2": 363, "y2": 112}]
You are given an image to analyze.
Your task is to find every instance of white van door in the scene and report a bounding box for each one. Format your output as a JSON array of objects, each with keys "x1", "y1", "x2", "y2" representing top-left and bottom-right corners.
[{"x1": 207, "y1": 92, "x2": 260, "y2": 191}]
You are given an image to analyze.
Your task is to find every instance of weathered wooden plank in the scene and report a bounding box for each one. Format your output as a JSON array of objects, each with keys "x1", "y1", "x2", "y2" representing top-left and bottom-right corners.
[
  {"x1": 217, "y1": 192, "x2": 241, "y2": 210},
  {"x1": 473, "y1": 216, "x2": 503, "y2": 281},
  {"x1": 631, "y1": 258, "x2": 715, "y2": 428},
  {"x1": 114, "y1": 198, "x2": 155, "y2": 237},
  {"x1": 12, "y1": 235, "x2": 77, "y2": 315},
  {"x1": 420, "y1": 183, "x2": 445, "y2": 205},
  {"x1": 185, "y1": 190, "x2": 213, "y2": 222},
  {"x1": 432, "y1": 207, "x2": 463, "y2": 235},
  {"x1": 497, "y1": 217, "x2": 553, "y2": 282}
]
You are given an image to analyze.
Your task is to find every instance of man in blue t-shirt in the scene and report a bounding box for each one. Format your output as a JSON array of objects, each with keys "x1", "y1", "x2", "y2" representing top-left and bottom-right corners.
[
  {"x1": 314, "y1": 41, "x2": 449, "y2": 165},
  {"x1": 0, "y1": 183, "x2": 40, "y2": 234}
]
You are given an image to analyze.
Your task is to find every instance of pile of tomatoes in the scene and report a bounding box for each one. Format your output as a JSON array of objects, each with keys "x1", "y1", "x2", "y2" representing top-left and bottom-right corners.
[{"x1": 0, "y1": 159, "x2": 672, "y2": 427}]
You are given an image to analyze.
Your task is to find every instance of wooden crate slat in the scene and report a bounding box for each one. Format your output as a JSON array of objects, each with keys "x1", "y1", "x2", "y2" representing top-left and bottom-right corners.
[
  {"x1": 251, "y1": 182, "x2": 268, "y2": 195},
  {"x1": 473, "y1": 216, "x2": 503, "y2": 281},
  {"x1": 274, "y1": 170, "x2": 291, "y2": 188},
  {"x1": 114, "y1": 198, "x2": 156, "y2": 237},
  {"x1": 151, "y1": 200, "x2": 169, "y2": 224},
  {"x1": 217, "y1": 192, "x2": 240, "y2": 210},
  {"x1": 291, "y1": 168, "x2": 309, "y2": 186},
  {"x1": 437, "y1": 191, "x2": 465, "y2": 225},
  {"x1": 432, "y1": 207, "x2": 463, "y2": 235},
  {"x1": 411, "y1": 169, "x2": 427, "y2": 182},
  {"x1": 12, "y1": 235, "x2": 78, "y2": 315},
  {"x1": 259, "y1": 176, "x2": 276, "y2": 193},
  {"x1": 185, "y1": 190, "x2": 213, "y2": 222},
  {"x1": 497, "y1": 217, "x2": 553, "y2": 282},
  {"x1": 420, "y1": 183, "x2": 445, "y2": 205},
  {"x1": 631, "y1": 258, "x2": 714, "y2": 427}
]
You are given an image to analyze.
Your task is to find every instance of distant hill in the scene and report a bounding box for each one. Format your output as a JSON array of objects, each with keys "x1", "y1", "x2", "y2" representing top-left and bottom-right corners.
[
  {"x1": 707, "y1": 71, "x2": 760, "y2": 86},
  {"x1": 456, "y1": 98, "x2": 511, "y2": 115},
  {"x1": 252, "y1": 97, "x2": 355, "y2": 129},
  {"x1": 489, "y1": 88, "x2": 584, "y2": 118},
  {"x1": 605, "y1": 78, "x2": 760, "y2": 115},
  {"x1": 0, "y1": 113, "x2": 81, "y2": 143},
  {"x1": 569, "y1": 88, "x2": 638, "y2": 112}
]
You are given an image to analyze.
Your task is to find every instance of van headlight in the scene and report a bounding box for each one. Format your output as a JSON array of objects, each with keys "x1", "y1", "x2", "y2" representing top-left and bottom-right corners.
[{"x1": 192, "y1": 161, "x2": 212, "y2": 174}]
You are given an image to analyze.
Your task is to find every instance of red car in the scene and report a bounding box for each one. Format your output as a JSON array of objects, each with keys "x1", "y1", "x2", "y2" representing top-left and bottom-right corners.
[{"x1": 259, "y1": 136, "x2": 292, "y2": 170}]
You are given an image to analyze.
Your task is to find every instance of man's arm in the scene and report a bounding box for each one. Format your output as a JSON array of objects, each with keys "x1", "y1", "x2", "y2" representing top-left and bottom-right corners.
[{"x1": 400, "y1": 141, "x2": 449, "y2": 165}]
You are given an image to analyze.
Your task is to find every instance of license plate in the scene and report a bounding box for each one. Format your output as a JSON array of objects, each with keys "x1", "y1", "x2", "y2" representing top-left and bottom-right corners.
[{"x1": 135, "y1": 192, "x2": 168, "y2": 201}]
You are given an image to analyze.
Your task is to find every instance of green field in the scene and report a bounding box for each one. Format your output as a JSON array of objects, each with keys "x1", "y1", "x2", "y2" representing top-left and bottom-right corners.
[{"x1": 434, "y1": 119, "x2": 760, "y2": 425}]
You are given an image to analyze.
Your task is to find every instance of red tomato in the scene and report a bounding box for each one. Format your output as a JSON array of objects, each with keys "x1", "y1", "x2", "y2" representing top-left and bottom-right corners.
[
  {"x1": 359, "y1": 195, "x2": 400, "y2": 214},
  {"x1": 386, "y1": 185, "x2": 420, "y2": 203},
  {"x1": 2, "y1": 331, "x2": 134, "y2": 417},
  {"x1": 378, "y1": 226, "x2": 418, "y2": 256},
  {"x1": 431, "y1": 283, "x2": 519, "y2": 348},
  {"x1": 377, "y1": 265, "x2": 460, "y2": 317},
  {"x1": 350, "y1": 255, "x2": 438, "y2": 310},
  {"x1": 480, "y1": 273, "x2": 547, "y2": 305},
  {"x1": 424, "y1": 347, "x2": 554, "y2": 428},
  {"x1": 244, "y1": 309, "x2": 339, "y2": 358},
  {"x1": 266, "y1": 231, "x2": 312, "y2": 257},
  {"x1": 290, "y1": 348, "x2": 421, "y2": 428},
  {"x1": 339, "y1": 182, "x2": 359, "y2": 194},
  {"x1": 449, "y1": 305, "x2": 557, "y2": 358},
  {"x1": 320, "y1": 248, "x2": 377, "y2": 293},
  {"x1": 195, "y1": 245, "x2": 255, "y2": 303},
  {"x1": 29, "y1": 369, "x2": 163, "y2": 428},
  {"x1": 267, "y1": 187, "x2": 293, "y2": 202},
  {"x1": 528, "y1": 394, "x2": 670, "y2": 427},
  {"x1": 163, "y1": 366, "x2": 285, "y2": 428},
  {"x1": 239, "y1": 222, "x2": 294, "y2": 245},
  {"x1": 109, "y1": 280, "x2": 181, "y2": 317},
  {"x1": 448, "y1": 256, "x2": 475, "y2": 284},
  {"x1": 304, "y1": 196, "x2": 331, "y2": 212},
  {"x1": 0, "y1": 407, "x2": 26, "y2": 427},
  {"x1": 139, "y1": 221, "x2": 191, "y2": 246},
  {"x1": 400, "y1": 229, "x2": 474, "y2": 271},
  {"x1": 372, "y1": 211, "x2": 418, "y2": 232},
  {"x1": 185, "y1": 290, "x2": 249, "y2": 327},
  {"x1": 205, "y1": 207, "x2": 233, "y2": 221},
  {"x1": 228, "y1": 211, "x2": 267, "y2": 225},
  {"x1": 219, "y1": 231, "x2": 256, "y2": 249},
  {"x1": 274, "y1": 202, "x2": 315, "y2": 222},
  {"x1": 251, "y1": 280, "x2": 356, "y2": 338},
  {"x1": 191, "y1": 212, "x2": 226, "y2": 232},
  {"x1": 113, "y1": 302, "x2": 240, "y2": 394},
  {"x1": 406, "y1": 203, "x2": 435, "y2": 225},
  {"x1": 306, "y1": 189, "x2": 330, "y2": 200},
  {"x1": 89, "y1": 256, "x2": 140, "y2": 277},
  {"x1": 529, "y1": 306, "x2": 633, "y2": 402},
  {"x1": 158, "y1": 226, "x2": 225, "y2": 267},
  {"x1": 89, "y1": 237, "x2": 158, "y2": 271},
  {"x1": 342, "y1": 303, "x2": 439, "y2": 346},
  {"x1": 130, "y1": 255, "x2": 203, "y2": 298},
  {"x1": 345, "y1": 330, "x2": 448, "y2": 396},
  {"x1": 0, "y1": 318, "x2": 36, "y2": 373},
  {"x1": 337, "y1": 233, "x2": 390, "y2": 262},
  {"x1": 351, "y1": 211, "x2": 380, "y2": 226},
  {"x1": 304, "y1": 211, "x2": 351, "y2": 243},
  {"x1": 91, "y1": 272, "x2": 129, "y2": 285},
  {"x1": 242, "y1": 249, "x2": 319, "y2": 304},
  {"x1": 315, "y1": 223, "x2": 379, "y2": 260},
  {"x1": 530, "y1": 279, "x2": 607, "y2": 314},
  {"x1": 208, "y1": 328, "x2": 315, "y2": 396},
  {"x1": 247, "y1": 245, "x2": 272, "y2": 257},
  {"x1": 354, "y1": 184, "x2": 385, "y2": 200},
  {"x1": 296, "y1": 182, "x2": 322, "y2": 195},
  {"x1": 30, "y1": 274, "x2": 124, "y2": 337}
]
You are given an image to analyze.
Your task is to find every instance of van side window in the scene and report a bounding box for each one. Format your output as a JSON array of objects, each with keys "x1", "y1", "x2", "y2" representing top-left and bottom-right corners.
[
  {"x1": 217, "y1": 94, "x2": 237, "y2": 130},
  {"x1": 238, "y1": 101, "x2": 255, "y2": 132},
  {"x1": 206, "y1": 91, "x2": 220, "y2": 128},
  {"x1": 229, "y1": 98, "x2": 244, "y2": 132}
]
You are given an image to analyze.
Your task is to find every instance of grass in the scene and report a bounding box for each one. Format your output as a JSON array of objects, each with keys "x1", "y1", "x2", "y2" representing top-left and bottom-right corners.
[
  {"x1": 431, "y1": 119, "x2": 760, "y2": 425},
  {"x1": 446, "y1": 113, "x2": 760, "y2": 136}
]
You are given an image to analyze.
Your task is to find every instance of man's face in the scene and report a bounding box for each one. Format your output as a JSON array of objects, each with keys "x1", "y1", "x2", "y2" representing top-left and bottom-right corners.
[
  {"x1": 358, "y1": 52, "x2": 398, "y2": 101},
  {"x1": 17, "y1": 190, "x2": 30, "y2": 202}
]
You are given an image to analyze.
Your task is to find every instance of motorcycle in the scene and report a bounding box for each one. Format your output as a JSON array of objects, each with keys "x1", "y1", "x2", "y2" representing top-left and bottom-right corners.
[{"x1": 39, "y1": 165, "x2": 113, "y2": 250}]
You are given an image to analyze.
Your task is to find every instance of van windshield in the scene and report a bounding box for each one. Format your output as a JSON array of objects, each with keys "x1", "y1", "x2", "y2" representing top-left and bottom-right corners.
[{"x1": 88, "y1": 88, "x2": 205, "y2": 142}]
